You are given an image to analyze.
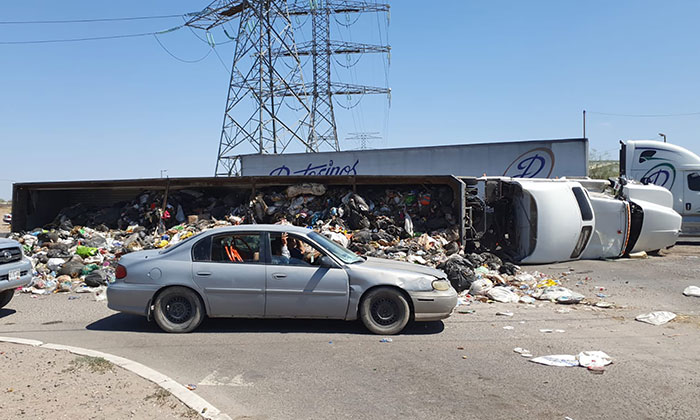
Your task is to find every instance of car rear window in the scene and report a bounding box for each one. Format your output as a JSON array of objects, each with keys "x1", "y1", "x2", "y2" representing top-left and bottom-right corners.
[{"x1": 572, "y1": 186, "x2": 594, "y2": 221}]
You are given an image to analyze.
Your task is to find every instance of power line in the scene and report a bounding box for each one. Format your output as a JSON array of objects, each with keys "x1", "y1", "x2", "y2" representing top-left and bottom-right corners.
[
  {"x1": 588, "y1": 110, "x2": 700, "y2": 118},
  {"x1": 153, "y1": 34, "x2": 212, "y2": 63},
  {"x1": 0, "y1": 26, "x2": 182, "y2": 45},
  {"x1": 0, "y1": 14, "x2": 186, "y2": 25}
]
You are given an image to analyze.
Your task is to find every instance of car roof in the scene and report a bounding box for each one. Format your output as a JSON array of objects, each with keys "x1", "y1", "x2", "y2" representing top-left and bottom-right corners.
[{"x1": 204, "y1": 224, "x2": 313, "y2": 235}]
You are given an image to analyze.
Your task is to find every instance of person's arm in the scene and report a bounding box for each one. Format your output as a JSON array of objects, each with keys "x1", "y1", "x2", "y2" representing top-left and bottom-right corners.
[{"x1": 281, "y1": 233, "x2": 291, "y2": 258}]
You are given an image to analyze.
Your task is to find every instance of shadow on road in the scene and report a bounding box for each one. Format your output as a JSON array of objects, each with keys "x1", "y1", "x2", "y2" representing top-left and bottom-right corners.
[
  {"x1": 0, "y1": 308, "x2": 17, "y2": 319},
  {"x1": 86, "y1": 313, "x2": 445, "y2": 335}
]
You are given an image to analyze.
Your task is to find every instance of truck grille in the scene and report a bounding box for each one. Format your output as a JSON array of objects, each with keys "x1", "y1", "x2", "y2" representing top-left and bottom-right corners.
[
  {"x1": 0, "y1": 270, "x2": 28, "y2": 281},
  {"x1": 0, "y1": 247, "x2": 22, "y2": 265}
]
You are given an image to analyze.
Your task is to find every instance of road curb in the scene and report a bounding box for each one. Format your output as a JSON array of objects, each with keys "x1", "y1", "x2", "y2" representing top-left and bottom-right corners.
[{"x1": 0, "y1": 336, "x2": 231, "y2": 420}]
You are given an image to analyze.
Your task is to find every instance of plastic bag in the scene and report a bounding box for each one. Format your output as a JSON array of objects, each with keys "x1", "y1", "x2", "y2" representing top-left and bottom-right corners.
[
  {"x1": 533, "y1": 286, "x2": 584, "y2": 304},
  {"x1": 683, "y1": 286, "x2": 700, "y2": 297},
  {"x1": 530, "y1": 355, "x2": 578, "y2": 367},
  {"x1": 577, "y1": 351, "x2": 612, "y2": 368},
  {"x1": 636, "y1": 311, "x2": 676, "y2": 326},
  {"x1": 487, "y1": 286, "x2": 519, "y2": 303},
  {"x1": 469, "y1": 278, "x2": 493, "y2": 296}
]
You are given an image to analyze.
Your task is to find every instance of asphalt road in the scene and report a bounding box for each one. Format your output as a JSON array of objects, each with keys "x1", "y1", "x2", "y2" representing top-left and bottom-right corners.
[{"x1": 1, "y1": 246, "x2": 700, "y2": 419}]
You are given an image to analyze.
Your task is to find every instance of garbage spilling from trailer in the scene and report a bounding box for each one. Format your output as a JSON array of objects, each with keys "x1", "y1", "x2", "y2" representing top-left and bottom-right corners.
[
  {"x1": 8, "y1": 183, "x2": 458, "y2": 297},
  {"x1": 7, "y1": 182, "x2": 591, "y2": 306}
]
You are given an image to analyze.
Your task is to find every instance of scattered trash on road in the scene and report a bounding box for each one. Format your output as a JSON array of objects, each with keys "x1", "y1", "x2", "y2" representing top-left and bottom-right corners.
[
  {"x1": 533, "y1": 286, "x2": 584, "y2": 304},
  {"x1": 487, "y1": 287, "x2": 520, "y2": 303},
  {"x1": 513, "y1": 347, "x2": 532, "y2": 357},
  {"x1": 530, "y1": 351, "x2": 612, "y2": 369},
  {"x1": 577, "y1": 351, "x2": 612, "y2": 368},
  {"x1": 379, "y1": 338, "x2": 393, "y2": 343},
  {"x1": 635, "y1": 311, "x2": 677, "y2": 326},
  {"x1": 683, "y1": 286, "x2": 700, "y2": 297},
  {"x1": 530, "y1": 354, "x2": 579, "y2": 367}
]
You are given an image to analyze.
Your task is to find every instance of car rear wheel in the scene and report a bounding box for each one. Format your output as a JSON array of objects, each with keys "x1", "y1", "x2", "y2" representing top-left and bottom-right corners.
[
  {"x1": 0, "y1": 290, "x2": 14, "y2": 309},
  {"x1": 360, "y1": 287, "x2": 411, "y2": 335},
  {"x1": 153, "y1": 287, "x2": 204, "y2": 333}
]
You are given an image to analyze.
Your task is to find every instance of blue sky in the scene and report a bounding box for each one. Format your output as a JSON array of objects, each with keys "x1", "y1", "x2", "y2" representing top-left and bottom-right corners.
[{"x1": 2, "y1": 0, "x2": 700, "y2": 199}]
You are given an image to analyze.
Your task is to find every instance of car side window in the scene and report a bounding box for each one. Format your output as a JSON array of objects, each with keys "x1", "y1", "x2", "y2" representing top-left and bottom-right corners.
[
  {"x1": 688, "y1": 172, "x2": 700, "y2": 192},
  {"x1": 211, "y1": 234, "x2": 261, "y2": 263},
  {"x1": 192, "y1": 236, "x2": 211, "y2": 262},
  {"x1": 269, "y1": 232, "x2": 324, "y2": 266}
]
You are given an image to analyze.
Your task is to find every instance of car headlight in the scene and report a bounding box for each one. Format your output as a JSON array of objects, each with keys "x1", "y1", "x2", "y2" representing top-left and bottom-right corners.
[{"x1": 432, "y1": 279, "x2": 451, "y2": 291}]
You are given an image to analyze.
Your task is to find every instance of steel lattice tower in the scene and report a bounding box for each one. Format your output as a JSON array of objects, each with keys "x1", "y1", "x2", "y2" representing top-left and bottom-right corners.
[{"x1": 186, "y1": 1, "x2": 390, "y2": 176}]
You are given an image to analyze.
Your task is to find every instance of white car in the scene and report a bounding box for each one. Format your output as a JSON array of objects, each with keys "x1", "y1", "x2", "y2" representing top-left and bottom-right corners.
[{"x1": 2, "y1": 214, "x2": 10, "y2": 224}]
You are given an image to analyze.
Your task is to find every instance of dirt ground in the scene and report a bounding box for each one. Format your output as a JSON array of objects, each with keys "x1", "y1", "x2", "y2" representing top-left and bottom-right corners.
[
  {"x1": 0, "y1": 342, "x2": 203, "y2": 419},
  {"x1": 0, "y1": 204, "x2": 10, "y2": 233}
]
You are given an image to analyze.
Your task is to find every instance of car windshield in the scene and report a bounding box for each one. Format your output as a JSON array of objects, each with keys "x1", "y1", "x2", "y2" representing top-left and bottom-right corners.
[
  {"x1": 309, "y1": 231, "x2": 363, "y2": 264},
  {"x1": 159, "y1": 231, "x2": 205, "y2": 255}
]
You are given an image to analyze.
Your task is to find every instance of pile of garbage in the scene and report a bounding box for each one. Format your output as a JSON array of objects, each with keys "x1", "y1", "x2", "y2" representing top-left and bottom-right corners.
[
  {"x1": 9, "y1": 182, "x2": 588, "y2": 305},
  {"x1": 440, "y1": 252, "x2": 588, "y2": 306},
  {"x1": 9, "y1": 183, "x2": 462, "y2": 296}
]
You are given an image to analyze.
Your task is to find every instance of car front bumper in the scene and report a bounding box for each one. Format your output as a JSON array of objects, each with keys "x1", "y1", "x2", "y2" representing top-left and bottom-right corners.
[
  {"x1": 408, "y1": 288, "x2": 458, "y2": 321},
  {"x1": 106, "y1": 281, "x2": 160, "y2": 316},
  {"x1": 0, "y1": 257, "x2": 33, "y2": 292}
]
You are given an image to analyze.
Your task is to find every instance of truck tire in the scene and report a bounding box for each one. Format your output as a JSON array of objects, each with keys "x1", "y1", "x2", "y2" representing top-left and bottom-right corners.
[{"x1": 0, "y1": 290, "x2": 14, "y2": 309}]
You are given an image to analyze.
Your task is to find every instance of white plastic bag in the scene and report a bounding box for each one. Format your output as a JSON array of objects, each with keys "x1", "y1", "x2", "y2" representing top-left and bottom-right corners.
[
  {"x1": 530, "y1": 355, "x2": 578, "y2": 367},
  {"x1": 469, "y1": 278, "x2": 493, "y2": 296},
  {"x1": 577, "y1": 351, "x2": 612, "y2": 368},
  {"x1": 683, "y1": 286, "x2": 700, "y2": 297},
  {"x1": 533, "y1": 286, "x2": 584, "y2": 304},
  {"x1": 486, "y1": 286, "x2": 519, "y2": 303},
  {"x1": 46, "y1": 258, "x2": 66, "y2": 272},
  {"x1": 635, "y1": 311, "x2": 676, "y2": 326}
]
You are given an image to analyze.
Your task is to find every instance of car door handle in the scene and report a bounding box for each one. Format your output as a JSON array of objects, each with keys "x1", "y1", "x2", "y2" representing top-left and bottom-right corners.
[
  {"x1": 196, "y1": 271, "x2": 211, "y2": 276},
  {"x1": 272, "y1": 273, "x2": 287, "y2": 279}
]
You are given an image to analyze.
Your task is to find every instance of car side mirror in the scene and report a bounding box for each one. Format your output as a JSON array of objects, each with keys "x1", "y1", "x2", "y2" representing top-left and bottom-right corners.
[{"x1": 319, "y1": 255, "x2": 337, "y2": 268}]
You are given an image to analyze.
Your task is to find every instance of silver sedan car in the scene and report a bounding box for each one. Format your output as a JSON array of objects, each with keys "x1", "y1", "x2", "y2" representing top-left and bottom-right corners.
[{"x1": 107, "y1": 225, "x2": 457, "y2": 334}]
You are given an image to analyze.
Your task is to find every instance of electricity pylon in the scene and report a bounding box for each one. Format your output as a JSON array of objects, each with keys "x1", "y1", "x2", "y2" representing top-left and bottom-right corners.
[{"x1": 186, "y1": 1, "x2": 390, "y2": 176}]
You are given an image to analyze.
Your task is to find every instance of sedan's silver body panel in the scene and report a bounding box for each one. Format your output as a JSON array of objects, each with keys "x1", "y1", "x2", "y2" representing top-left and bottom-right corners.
[{"x1": 107, "y1": 225, "x2": 457, "y2": 323}]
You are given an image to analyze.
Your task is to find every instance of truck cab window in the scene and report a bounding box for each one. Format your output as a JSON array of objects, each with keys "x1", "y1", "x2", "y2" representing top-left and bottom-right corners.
[
  {"x1": 571, "y1": 187, "x2": 594, "y2": 221},
  {"x1": 688, "y1": 173, "x2": 700, "y2": 191}
]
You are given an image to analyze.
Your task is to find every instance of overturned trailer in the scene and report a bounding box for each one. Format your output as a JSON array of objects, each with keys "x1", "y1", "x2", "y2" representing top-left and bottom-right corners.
[
  {"x1": 11, "y1": 175, "x2": 468, "y2": 245},
  {"x1": 11, "y1": 174, "x2": 679, "y2": 265}
]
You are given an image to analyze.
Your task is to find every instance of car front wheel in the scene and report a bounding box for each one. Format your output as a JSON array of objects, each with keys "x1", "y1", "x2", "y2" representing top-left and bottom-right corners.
[
  {"x1": 0, "y1": 290, "x2": 14, "y2": 309},
  {"x1": 360, "y1": 287, "x2": 411, "y2": 335},
  {"x1": 153, "y1": 287, "x2": 204, "y2": 333}
]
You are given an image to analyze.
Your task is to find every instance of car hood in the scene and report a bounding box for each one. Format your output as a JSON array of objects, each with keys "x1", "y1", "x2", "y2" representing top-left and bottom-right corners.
[
  {"x1": 0, "y1": 238, "x2": 20, "y2": 247},
  {"x1": 351, "y1": 257, "x2": 446, "y2": 278},
  {"x1": 343, "y1": 257, "x2": 446, "y2": 292}
]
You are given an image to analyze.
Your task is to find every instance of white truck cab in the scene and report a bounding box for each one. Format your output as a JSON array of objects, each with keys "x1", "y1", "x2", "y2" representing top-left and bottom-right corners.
[
  {"x1": 474, "y1": 177, "x2": 596, "y2": 264},
  {"x1": 621, "y1": 140, "x2": 700, "y2": 233}
]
